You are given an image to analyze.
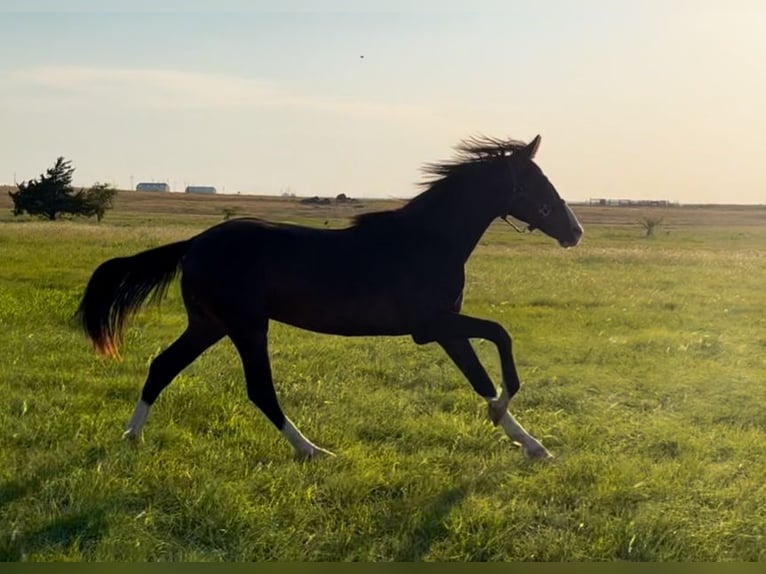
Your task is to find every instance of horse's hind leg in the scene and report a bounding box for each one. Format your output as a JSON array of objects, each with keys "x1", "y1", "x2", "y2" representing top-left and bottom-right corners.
[
  {"x1": 228, "y1": 320, "x2": 334, "y2": 460},
  {"x1": 124, "y1": 317, "x2": 223, "y2": 439}
]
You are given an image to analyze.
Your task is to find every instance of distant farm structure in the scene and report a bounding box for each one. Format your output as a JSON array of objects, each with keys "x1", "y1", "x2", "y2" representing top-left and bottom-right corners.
[
  {"x1": 300, "y1": 193, "x2": 360, "y2": 206},
  {"x1": 185, "y1": 186, "x2": 217, "y2": 195},
  {"x1": 588, "y1": 198, "x2": 679, "y2": 207},
  {"x1": 135, "y1": 182, "x2": 170, "y2": 192}
]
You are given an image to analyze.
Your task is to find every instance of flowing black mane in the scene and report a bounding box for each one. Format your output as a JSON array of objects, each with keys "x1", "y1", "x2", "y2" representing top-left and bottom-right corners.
[
  {"x1": 421, "y1": 136, "x2": 529, "y2": 183},
  {"x1": 353, "y1": 136, "x2": 529, "y2": 229}
]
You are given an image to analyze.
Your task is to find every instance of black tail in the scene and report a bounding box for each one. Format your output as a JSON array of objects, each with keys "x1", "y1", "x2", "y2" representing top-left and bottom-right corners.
[{"x1": 75, "y1": 240, "x2": 191, "y2": 358}]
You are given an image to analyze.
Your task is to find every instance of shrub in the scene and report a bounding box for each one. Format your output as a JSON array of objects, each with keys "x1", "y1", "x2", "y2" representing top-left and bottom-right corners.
[{"x1": 640, "y1": 216, "x2": 663, "y2": 238}]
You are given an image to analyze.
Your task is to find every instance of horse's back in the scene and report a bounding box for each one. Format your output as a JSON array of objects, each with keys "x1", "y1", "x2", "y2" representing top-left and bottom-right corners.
[
  {"x1": 184, "y1": 217, "x2": 379, "y2": 278},
  {"x1": 178, "y1": 218, "x2": 425, "y2": 335}
]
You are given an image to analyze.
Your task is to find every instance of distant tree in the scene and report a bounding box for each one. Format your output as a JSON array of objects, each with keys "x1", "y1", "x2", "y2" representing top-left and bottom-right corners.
[
  {"x1": 639, "y1": 216, "x2": 663, "y2": 238},
  {"x1": 222, "y1": 206, "x2": 239, "y2": 221},
  {"x1": 9, "y1": 158, "x2": 117, "y2": 221},
  {"x1": 80, "y1": 182, "x2": 118, "y2": 222},
  {"x1": 10, "y1": 157, "x2": 76, "y2": 220}
]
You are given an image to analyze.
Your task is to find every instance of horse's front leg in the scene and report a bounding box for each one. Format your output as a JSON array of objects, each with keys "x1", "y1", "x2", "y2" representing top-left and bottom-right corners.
[
  {"x1": 414, "y1": 314, "x2": 552, "y2": 459},
  {"x1": 438, "y1": 338, "x2": 552, "y2": 460},
  {"x1": 487, "y1": 385, "x2": 551, "y2": 460}
]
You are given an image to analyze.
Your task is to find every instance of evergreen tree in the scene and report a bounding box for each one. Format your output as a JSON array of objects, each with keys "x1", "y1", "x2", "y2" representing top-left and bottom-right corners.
[{"x1": 9, "y1": 157, "x2": 116, "y2": 221}]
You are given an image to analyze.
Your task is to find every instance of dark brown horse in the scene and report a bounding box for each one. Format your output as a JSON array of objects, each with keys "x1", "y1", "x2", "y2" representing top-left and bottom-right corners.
[{"x1": 76, "y1": 135, "x2": 582, "y2": 460}]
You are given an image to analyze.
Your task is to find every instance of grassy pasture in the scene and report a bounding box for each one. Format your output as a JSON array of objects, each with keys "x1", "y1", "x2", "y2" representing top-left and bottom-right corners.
[{"x1": 0, "y1": 191, "x2": 765, "y2": 561}]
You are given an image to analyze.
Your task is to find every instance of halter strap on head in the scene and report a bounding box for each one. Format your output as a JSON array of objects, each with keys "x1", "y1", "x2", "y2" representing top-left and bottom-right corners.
[
  {"x1": 501, "y1": 162, "x2": 531, "y2": 233},
  {"x1": 501, "y1": 215, "x2": 527, "y2": 233}
]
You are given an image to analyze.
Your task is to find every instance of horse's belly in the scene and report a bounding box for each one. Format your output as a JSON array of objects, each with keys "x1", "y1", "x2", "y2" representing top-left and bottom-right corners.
[{"x1": 265, "y1": 291, "x2": 412, "y2": 336}]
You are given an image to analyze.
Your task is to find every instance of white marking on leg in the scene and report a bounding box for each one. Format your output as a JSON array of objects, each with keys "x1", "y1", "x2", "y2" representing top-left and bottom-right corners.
[
  {"x1": 487, "y1": 389, "x2": 552, "y2": 459},
  {"x1": 123, "y1": 399, "x2": 151, "y2": 440},
  {"x1": 497, "y1": 411, "x2": 551, "y2": 459},
  {"x1": 281, "y1": 418, "x2": 335, "y2": 460}
]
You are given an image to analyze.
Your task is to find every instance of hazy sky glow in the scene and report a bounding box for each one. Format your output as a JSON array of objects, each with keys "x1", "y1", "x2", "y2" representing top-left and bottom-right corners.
[{"x1": 2, "y1": 1, "x2": 764, "y2": 203}]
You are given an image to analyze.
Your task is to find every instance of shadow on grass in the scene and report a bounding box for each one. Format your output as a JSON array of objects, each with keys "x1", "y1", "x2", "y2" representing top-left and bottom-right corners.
[
  {"x1": 0, "y1": 476, "x2": 43, "y2": 509},
  {"x1": 1, "y1": 508, "x2": 110, "y2": 560},
  {"x1": 0, "y1": 445, "x2": 115, "y2": 560},
  {"x1": 392, "y1": 486, "x2": 467, "y2": 561}
]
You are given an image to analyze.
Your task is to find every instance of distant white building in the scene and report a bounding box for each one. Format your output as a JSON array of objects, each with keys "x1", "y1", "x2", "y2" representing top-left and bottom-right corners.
[
  {"x1": 185, "y1": 185, "x2": 217, "y2": 195},
  {"x1": 136, "y1": 182, "x2": 170, "y2": 192}
]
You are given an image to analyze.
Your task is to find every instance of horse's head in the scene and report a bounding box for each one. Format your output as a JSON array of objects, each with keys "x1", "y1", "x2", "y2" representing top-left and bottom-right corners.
[{"x1": 504, "y1": 135, "x2": 583, "y2": 248}]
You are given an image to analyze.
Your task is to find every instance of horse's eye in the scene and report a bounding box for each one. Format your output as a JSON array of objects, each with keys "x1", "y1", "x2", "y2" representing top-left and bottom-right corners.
[{"x1": 539, "y1": 203, "x2": 552, "y2": 217}]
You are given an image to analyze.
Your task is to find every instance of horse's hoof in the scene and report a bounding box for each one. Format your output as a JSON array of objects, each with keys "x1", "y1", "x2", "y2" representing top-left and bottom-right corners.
[
  {"x1": 294, "y1": 446, "x2": 336, "y2": 461},
  {"x1": 524, "y1": 444, "x2": 554, "y2": 460},
  {"x1": 122, "y1": 428, "x2": 141, "y2": 442}
]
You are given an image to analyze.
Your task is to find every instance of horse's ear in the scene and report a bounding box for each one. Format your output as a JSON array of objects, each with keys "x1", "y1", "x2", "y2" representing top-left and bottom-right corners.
[{"x1": 524, "y1": 135, "x2": 541, "y2": 159}]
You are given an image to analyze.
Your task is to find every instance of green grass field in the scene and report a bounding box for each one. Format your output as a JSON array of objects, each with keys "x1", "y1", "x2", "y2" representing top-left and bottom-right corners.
[{"x1": 1, "y1": 193, "x2": 765, "y2": 561}]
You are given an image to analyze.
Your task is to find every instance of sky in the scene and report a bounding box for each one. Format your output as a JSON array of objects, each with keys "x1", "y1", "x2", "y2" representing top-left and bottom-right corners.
[{"x1": 1, "y1": 1, "x2": 764, "y2": 204}]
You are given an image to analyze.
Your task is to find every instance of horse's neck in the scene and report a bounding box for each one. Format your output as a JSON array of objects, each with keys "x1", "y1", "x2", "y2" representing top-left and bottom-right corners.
[{"x1": 422, "y1": 186, "x2": 500, "y2": 262}]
